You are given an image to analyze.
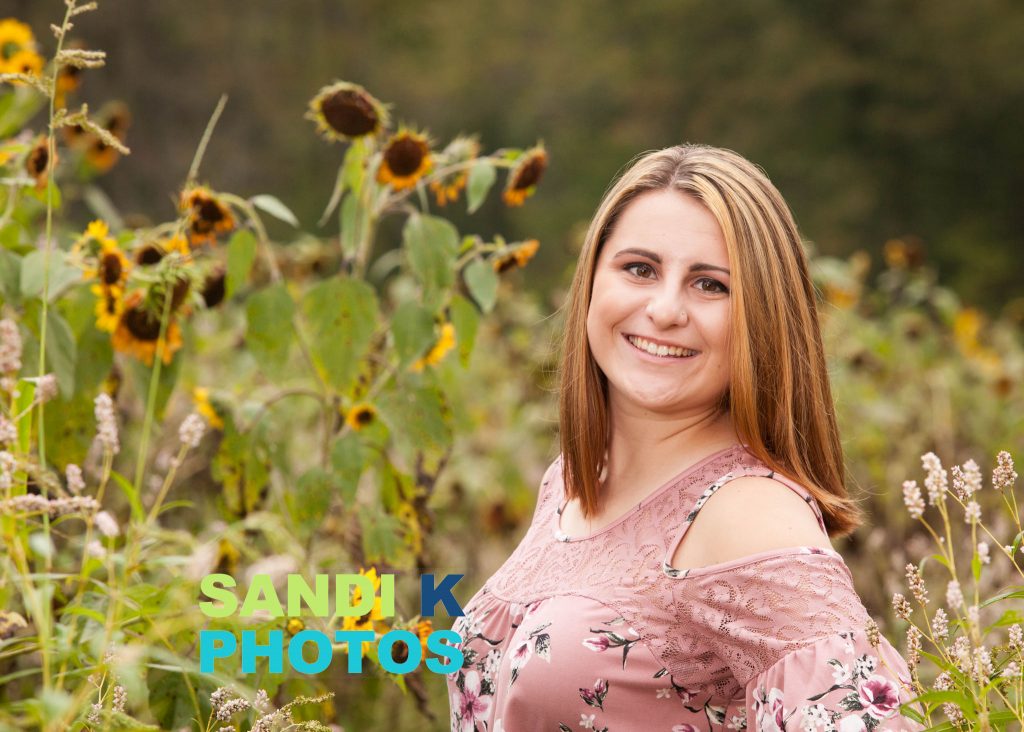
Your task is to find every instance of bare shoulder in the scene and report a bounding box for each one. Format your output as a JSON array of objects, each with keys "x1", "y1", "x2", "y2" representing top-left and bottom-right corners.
[{"x1": 670, "y1": 476, "x2": 833, "y2": 570}]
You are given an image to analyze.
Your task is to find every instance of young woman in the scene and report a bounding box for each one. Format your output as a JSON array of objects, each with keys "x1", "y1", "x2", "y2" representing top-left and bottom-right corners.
[{"x1": 448, "y1": 145, "x2": 921, "y2": 732}]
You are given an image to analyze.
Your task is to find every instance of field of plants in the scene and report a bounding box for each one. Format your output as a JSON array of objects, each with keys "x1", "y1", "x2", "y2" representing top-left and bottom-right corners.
[{"x1": 0, "y1": 3, "x2": 1021, "y2": 730}]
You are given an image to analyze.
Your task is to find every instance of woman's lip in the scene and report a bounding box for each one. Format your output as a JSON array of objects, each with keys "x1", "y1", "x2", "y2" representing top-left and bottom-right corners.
[{"x1": 622, "y1": 334, "x2": 699, "y2": 360}]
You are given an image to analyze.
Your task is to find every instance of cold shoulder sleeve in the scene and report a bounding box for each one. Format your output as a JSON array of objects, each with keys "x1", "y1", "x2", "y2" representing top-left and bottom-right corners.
[{"x1": 703, "y1": 553, "x2": 924, "y2": 731}]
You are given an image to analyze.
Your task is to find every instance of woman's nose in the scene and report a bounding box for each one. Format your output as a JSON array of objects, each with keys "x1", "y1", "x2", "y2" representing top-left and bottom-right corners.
[{"x1": 644, "y1": 287, "x2": 688, "y2": 327}]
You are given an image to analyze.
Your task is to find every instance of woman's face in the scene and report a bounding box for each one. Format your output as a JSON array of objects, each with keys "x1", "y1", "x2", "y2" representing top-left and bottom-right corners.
[{"x1": 586, "y1": 189, "x2": 732, "y2": 420}]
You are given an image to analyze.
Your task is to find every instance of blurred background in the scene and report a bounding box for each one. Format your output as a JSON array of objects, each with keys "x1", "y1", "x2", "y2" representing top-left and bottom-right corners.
[{"x1": 14, "y1": 0, "x2": 1024, "y2": 312}]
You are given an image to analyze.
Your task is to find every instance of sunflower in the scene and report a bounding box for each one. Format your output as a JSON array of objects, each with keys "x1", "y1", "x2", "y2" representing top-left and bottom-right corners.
[
  {"x1": 84, "y1": 238, "x2": 130, "y2": 289},
  {"x1": 376, "y1": 129, "x2": 432, "y2": 191},
  {"x1": 492, "y1": 239, "x2": 540, "y2": 274},
  {"x1": 180, "y1": 186, "x2": 235, "y2": 246},
  {"x1": 24, "y1": 136, "x2": 52, "y2": 190},
  {"x1": 111, "y1": 290, "x2": 183, "y2": 366},
  {"x1": 307, "y1": 81, "x2": 389, "y2": 142},
  {"x1": 429, "y1": 135, "x2": 480, "y2": 206},
  {"x1": 415, "y1": 619, "x2": 433, "y2": 656},
  {"x1": 200, "y1": 266, "x2": 226, "y2": 308},
  {"x1": 344, "y1": 403, "x2": 376, "y2": 431},
  {"x1": 410, "y1": 322, "x2": 456, "y2": 372},
  {"x1": 91, "y1": 284, "x2": 123, "y2": 333},
  {"x1": 341, "y1": 567, "x2": 386, "y2": 632},
  {"x1": 0, "y1": 19, "x2": 42, "y2": 83},
  {"x1": 503, "y1": 146, "x2": 548, "y2": 206},
  {"x1": 192, "y1": 387, "x2": 224, "y2": 430}
]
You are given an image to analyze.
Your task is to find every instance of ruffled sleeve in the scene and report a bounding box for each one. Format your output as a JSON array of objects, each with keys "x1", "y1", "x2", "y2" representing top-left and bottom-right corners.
[{"x1": 745, "y1": 630, "x2": 924, "y2": 732}]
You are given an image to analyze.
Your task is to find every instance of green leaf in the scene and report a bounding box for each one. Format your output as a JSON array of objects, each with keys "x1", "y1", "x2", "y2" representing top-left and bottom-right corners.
[
  {"x1": 226, "y1": 230, "x2": 258, "y2": 299},
  {"x1": 320, "y1": 140, "x2": 367, "y2": 226},
  {"x1": 19, "y1": 250, "x2": 81, "y2": 301},
  {"x1": 404, "y1": 213, "x2": 459, "y2": 303},
  {"x1": 148, "y1": 668, "x2": 212, "y2": 731},
  {"x1": 463, "y1": 258, "x2": 498, "y2": 313},
  {"x1": 449, "y1": 293, "x2": 479, "y2": 367},
  {"x1": 251, "y1": 194, "x2": 300, "y2": 228},
  {"x1": 331, "y1": 432, "x2": 367, "y2": 505},
  {"x1": 359, "y1": 506, "x2": 404, "y2": 563},
  {"x1": 971, "y1": 553, "x2": 981, "y2": 583},
  {"x1": 288, "y1": 467, "x2": 337, "y2": 537},
  {"x1": 43, "y1": 309, "x2": 76, "y2": 397},
  {"x1": 391, "y1": 301, "x2": 435, "y2": 365},
  {"x1": 213, "y1": 422, "x2": 271, "y2": 517},
  {"x1": 0, "y1": 248, "x2": 21, "y2": 302},
  {"x1": 378, "y1": 378, "x2": 452, "y2": 461},
  {"x1": 109, "y1": 470, "x2": 144, "y2": 523},
  {"x1": 301, "y1": 277, "x2": 378, "y2": 392},
  {"x1": 339, "y1": 193, "x2": 364, "y2": 258},
  {"x1": 245, "y1": 283, "x2": 295, "y2": 380},
  {"x1": 466, "y1": 159, "x2": 497, "y2": 214}
]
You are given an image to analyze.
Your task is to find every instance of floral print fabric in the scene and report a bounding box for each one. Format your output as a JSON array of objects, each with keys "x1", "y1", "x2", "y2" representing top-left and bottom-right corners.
[{"x1": 447, "y1": 445, "x2": 922, "y2": 731}]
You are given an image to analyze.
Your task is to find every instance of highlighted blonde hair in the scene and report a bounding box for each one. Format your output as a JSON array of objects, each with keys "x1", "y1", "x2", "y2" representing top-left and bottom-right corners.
[{"x1": 558, "y1": 144, "x2": 861, "y2": 537}]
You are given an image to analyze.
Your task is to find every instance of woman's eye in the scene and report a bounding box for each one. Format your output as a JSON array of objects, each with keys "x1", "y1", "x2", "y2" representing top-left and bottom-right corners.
[
  {"x1": 625, "y1": 262, "x2": 655, "y2": 279},
  {"x1": 696, "y1": 277, "x2": 728, "y2": 293}
]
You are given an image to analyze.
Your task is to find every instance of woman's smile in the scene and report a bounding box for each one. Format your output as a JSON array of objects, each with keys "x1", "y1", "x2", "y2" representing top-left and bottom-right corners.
[{"x1": 622, "y1": 333, "x2": 699, "y2": 360}]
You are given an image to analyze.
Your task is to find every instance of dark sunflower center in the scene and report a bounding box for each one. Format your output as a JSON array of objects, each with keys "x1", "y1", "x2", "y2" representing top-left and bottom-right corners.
[
  {"x1": 104, "y1": 293, "x2": 118, "y2": 315},
  {"x1": 26, "y1": 147, "x2": 48, "y2": 176},
  {"x1": 136, "y1": 245, "x2": 163, "y2": 266},
  {"x1": 100, "y1": 253, "x2": 122, "y2": 285},
  {"x1": 201, "y1": 271, "x2": 226, "y2": 308},
  {"x1": 390, "y1": 640, "x2": 410, "y2": 664},
  {"x1": 385, "y1": 138, "x2": 426, "y2": 177},
  {"x1": 197, "y1": 198, "x2": 225, "y2": 226},
  {"x1": 123, "y1": 306, "x2": 162, "y2": 341},
  {"x1": 512, "y1": 155, "x2": 546, "y2": 190},
  {"x1": 494, "y1": 254, "x2": 518, "y2": 274},
  {"x1": 355, "y1": 409, "x2": 374, "y2": 425},
  {"x1": 322, "y1": 90, "x2": 378, "y2": 137}
]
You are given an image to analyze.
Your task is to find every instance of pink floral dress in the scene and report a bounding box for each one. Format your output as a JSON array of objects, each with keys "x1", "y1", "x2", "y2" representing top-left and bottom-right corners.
[{"x1": 447, "y1": 444, "x2": 922, "y2": 732}]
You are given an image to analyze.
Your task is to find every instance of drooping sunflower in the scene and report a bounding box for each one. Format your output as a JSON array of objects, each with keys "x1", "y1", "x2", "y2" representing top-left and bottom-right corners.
[
  {"x1": 502, "y1": 146, "x2": 548, "y2": 206},
  {"x1": 307, "y1": 81, "x2": 389, "y2": 142},
  {"x1": 134, "y1": 235, "x2": 190, "y2": 267},
  {"x1": 111, "y1": 290, "x2": 183, "y2": 366},
  {"x1": 192, "y1": 387, "x2": 224, "y2": 430},
  {"x1": 492, "y1": 239, "x2": 540, "y2": 274},
  {"x1": 180, "y1": 186, "x2": 235, "y2": 247},
  {"x1": 24, "y1": 136, "x2": 52, "y2": 190},
  {"x1": 429, "y1": 135, "x2": 480, "y2": 207},
  {"x1": 410, "y1": 322, "x2": 456, "y2": 372},
  {"x1": 85, "y1": 102, "x2": 131, "y2": 172},
  {"x1": 200, "y1": 266, "x2": 226, "y2": 308},
  {"x1": 344, "y1": 403, "x2": 376, "y2": 431},
  {"x1": 376, "y1": 129, "x2": 433, "y2": 191}
]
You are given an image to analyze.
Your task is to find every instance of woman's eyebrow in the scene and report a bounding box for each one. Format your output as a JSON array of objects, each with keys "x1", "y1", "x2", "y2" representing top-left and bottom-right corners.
[{"x1": 611, "y1": 248, "x2": 730, "y2": 275}]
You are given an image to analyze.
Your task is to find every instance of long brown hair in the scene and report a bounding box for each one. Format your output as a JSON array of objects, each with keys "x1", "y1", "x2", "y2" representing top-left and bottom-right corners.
[{"x1": 557, "y1": 144, "x2": 862, "y2": 537}]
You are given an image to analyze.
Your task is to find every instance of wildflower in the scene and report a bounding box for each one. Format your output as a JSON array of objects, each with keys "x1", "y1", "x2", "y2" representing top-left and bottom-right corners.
[
  {"x1": 216, "y1": 698, "x2": 251, "y2": 721},
  {"x1": 932, "y1": 608, "x2": 949, "y2": 640},
  {"x1": 410, "y1": 322, "x2": 456, "y2": 371},
  {"x1": 961, "y1": 460, "x2": 982, "y2": 496},
  {"x1": 921, "y1": 452, "x2": 947, "y2": 505},
  {"x1": 905, "y1": 626, "x2": 922, "y2": 670},
  {"x1": 84, "y1": 539, "x2": 105, "y2": 558},
  {"x1": 905, "y1": 563, "x2": 929, "y2": 606},
  {"x1": 86, "y1": 703, "x2": 101, "y2": 725},
  {"x1": 891, "y1": 593, "x2": 911, "y2": 620},
  {"x1": 307, "y1": 81, "x2": 388, "y2": 142},
  {"x1": 112, "y1": 290, "x2": 184, "y2": 366},
  {"x1": 1009, "y1": 624, "x2": 1022, "y2": 650},
  {"x1": 377, "y1": 129, "x2": 433, "y2": 191},
  {"x1": 951, "y1": 636, "x2": 971, "y2": 674},
  {"x1": 1003, "y1": 661, "x2": 1021, "y2": 679},
  {"x1": 946, "y1": 580, "x2": 963, "y2": 611},
  {"x1": 29, "y1": 373, "x2": 58, "y2": 403},
  {"x1": 0, "y1": 318, "x2": 22, "y2": 374},
  {"x1": 0, "y1": 19, "x2": 43, "y2": 83},
  {"x1": 967, "y1": 605, "x2": 979, "y2": 626},
  {"x1": 193, "y1": 388, "x2": 224, "y2": 430},
  {"x1": 972, "y1": 645, "x2": 993, "y2": 683},
  {"x1": 253, "y1": 689, "x2": 271, "y2": 713},
  {"x1": 25, "y1": 136, "x2": 53, "y2": 189},
  {"x1": 181, "y1": 186, "x2": 235, "y2": 247},
  {"x1": 864, "y1": 617, "x2": 880, "y2": 648},
  {"x1": 93, "y1": 285, "x2": 124, "y2": 333},
  {"x1": 977, "y1": 541, "x2": 990, "y2": 565},
  {"x1": 429, "y1": 135, "x2": 480, "y2": 206},
  {"x1": 993, "y1": 450, "x2": 1017, "y2": 491},
  {"x1": 94, "y1": 392, "x2": 120, "y2": 455},
  {"x1": 179, "y1": 413, "x2": 206, "y2": 449},
  {"x1": 503, "y1": 146, "x2": 547, "y2": 206},
  {"x1": 111, "y1": 684, "x2": 126, "y2": 712},
  {"x1": 0, "y1": 416, "x2": 15, "y2": 444},
  {"x1": 964, "y1": 500, "x2": 981, "y2": 524},
  {"x1": 901, "y1": 480, "x2": 925, "y2": 519},
  {"x1": 493, "y1": 239, "x2": 540, "y2": 273},
  {"x1": 933, "y1": 671, "x2": 952, "y2": 691},
  {"x1": 94, "y1": 510, "x2": 119, "y2": 538}
]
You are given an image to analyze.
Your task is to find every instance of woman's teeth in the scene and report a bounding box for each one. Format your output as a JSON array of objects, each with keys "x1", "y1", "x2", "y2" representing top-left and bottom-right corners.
[{"x1": 627, "y1": 335, "x2": 697, "y2": 358}]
